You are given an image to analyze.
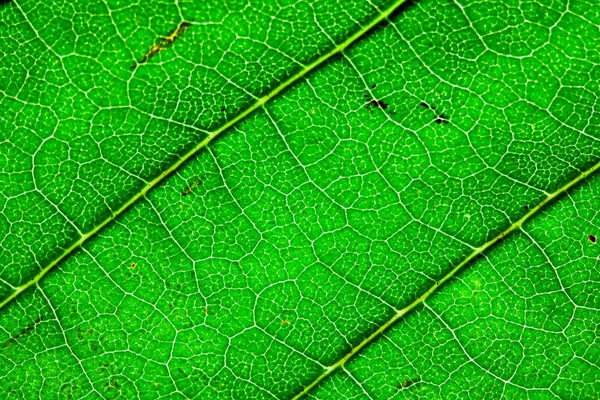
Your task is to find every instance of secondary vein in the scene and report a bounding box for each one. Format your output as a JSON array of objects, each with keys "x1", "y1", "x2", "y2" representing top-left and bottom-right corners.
[
  {"x1": 291, "y1": 159, "x2": 600, "y2": 399},
  {"x1": 0, "y1": 0, "x2": 413, "y2": 310}
]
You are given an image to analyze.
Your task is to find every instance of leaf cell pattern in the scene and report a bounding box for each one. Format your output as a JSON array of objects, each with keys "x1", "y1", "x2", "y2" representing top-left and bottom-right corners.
[{"x1": 0, "y1": 0, "x2": 599, "y2": 399}]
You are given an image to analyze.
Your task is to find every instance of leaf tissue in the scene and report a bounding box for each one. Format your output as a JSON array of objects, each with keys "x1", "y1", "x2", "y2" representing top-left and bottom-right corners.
[{"x1": 0, "y1": 0, "x2": 599, "y2": 398}]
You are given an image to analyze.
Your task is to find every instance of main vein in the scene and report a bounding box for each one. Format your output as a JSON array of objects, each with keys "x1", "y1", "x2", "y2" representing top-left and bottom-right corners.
[
  {"x1": 292, "y1": 159, "x2": 600, "y2": 399},
  {"x1": 0, "y1": 0, "x2": 412, "y2": 310}
]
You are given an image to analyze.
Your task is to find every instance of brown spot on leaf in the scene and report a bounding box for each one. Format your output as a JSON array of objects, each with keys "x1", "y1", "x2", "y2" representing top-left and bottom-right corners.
[
  {"x1": 131, "y1": 263, "x2": 136, "y2": 269},
  {"x1": 281, "y1": 320, "x2": 290, "y2": 325},
  {"x1": 588, "y1": 235, "x2": 596, "y2": 244},
  {"x1": 372, "y1": 99, "x2": 388, "y2": 110},
  {"x1": 365, "y1": 96, "x2": 389, "y2": 111},
  {"x1": 131, "y1": 21, "x2": 191, "y2": 69},
  {"x1": 398, "y1": 378, "x2": 421, "y2": 390}
]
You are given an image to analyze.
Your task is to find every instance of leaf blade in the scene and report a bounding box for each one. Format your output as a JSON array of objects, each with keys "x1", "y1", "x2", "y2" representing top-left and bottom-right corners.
[{"x1": 1, "y1": 0, "x2": 599, "y2": 398}]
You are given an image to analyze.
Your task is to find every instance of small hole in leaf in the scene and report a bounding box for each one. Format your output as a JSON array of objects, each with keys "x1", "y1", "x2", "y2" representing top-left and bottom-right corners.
[{"x1": 588, "y1": 235, "x2": 596, "y2": 244}]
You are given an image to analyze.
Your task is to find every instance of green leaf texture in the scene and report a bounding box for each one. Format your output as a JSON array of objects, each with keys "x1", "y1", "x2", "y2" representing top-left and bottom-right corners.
[{"x1": 1, "y1": 0, "x2": 599, "y2": 398}]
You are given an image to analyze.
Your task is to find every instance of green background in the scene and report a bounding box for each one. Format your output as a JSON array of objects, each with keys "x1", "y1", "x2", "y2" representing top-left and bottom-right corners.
[{"x1": 0, "y1": 0, "x2": 598, "y2": 398}]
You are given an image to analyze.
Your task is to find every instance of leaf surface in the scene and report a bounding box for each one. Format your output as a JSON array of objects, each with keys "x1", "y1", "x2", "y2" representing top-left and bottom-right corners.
[{"x1": 0, "y1": 0, "x2": 599, "y2": 398}]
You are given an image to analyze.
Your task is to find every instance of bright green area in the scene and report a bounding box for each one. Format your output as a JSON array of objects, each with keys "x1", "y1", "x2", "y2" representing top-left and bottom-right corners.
[
  {"x1": 0, "y1": 0, "x2": 396, "y2": 296},
  {"x1": 0, "y1": 0, "x2": 599, "y2": 399},
  {"x1": 311, "y1": 173, "x2": 600, "y2": 399}
]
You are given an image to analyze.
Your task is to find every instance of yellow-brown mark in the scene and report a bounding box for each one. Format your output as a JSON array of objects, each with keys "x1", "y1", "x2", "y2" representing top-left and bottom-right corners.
[
  {"x1": 181, "y1": 178, "x2": 203, "y2": 196},
  {"x1": 132, "y1": 22, "x2": 191, "y2": 69}
]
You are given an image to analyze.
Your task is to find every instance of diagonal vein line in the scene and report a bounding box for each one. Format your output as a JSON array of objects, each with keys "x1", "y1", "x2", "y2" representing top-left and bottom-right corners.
[
  {"x1": 0, "y1": 0, "x2": 412, "y2": 310},
  {"x1": 291, "y1": 159, "x2": 600, "y2": 400}
]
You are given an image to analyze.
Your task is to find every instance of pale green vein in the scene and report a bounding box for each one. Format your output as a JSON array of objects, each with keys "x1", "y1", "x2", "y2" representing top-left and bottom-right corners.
[
  {"x1": 292, "y1": 159, "x2": 600, "y2": 400},
  {"x1": 0, "y1": 0, "x2": 412, "y2": 310}
]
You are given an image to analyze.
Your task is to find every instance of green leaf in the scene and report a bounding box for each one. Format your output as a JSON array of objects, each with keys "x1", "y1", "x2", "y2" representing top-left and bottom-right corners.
[{"x1": 1, "y1": 0, "x2": 599, "y2": 399}]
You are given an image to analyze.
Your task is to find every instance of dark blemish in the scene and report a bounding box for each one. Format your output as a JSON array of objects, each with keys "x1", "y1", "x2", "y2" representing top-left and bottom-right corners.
[
  {"x1": 220, "y1": 107, "x2": 226, "y2": 112},
  {"x1": 398, "y1": 378, "x2": 421, "y2": 390},
  {"x1": 0, "y1": 0, "x2": 13, "y2": 5},
  {"x1": 435, "y1": 113, "x2": 450, "y2": 124},
  {"x1": 524, "y1": 205, "x2": 529, "y2": 210},
  {"x1": 364, "y1": 92, "x2": 389, "y2": 111},
  {"x1": 131, "y1": 21, "x2": 191, "y2": 69},
  {"x1": 17, "y1": 316, "x2": 42, "y2": 337},
  {"x1": 588, "y1": 235, "x2": 596, "y2": 244},
  {"x1": 181, "y1": 178, "x2": 202, "y2": 196},
  {"x1": 365, "y1": 98, "x2": 389, "y2": 111},
  {"x1": 420, "y1": 101, "x2": 437, "y2": 110},
  {"x1": 131, "y1": 263, "x2": 136, "y2": 269},
  {"x1": 421, "y1": 101, "x2": 448, "y2": 123},
  {"x1": 3, "y1": 316, "x2": 42, "y2": 348},
  {"x1": 370, "y1": 99, "x2": 389, "y2": 110},
  {"x1": 371, "y1": 84, "x2": 377, "y2": 89}
]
